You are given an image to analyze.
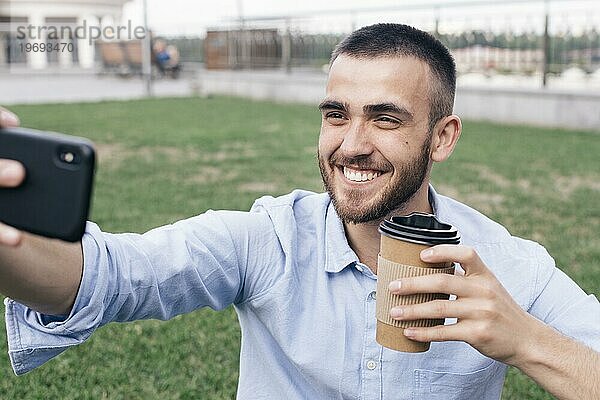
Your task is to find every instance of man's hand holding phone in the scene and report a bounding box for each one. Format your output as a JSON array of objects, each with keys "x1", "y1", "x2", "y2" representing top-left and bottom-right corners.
[
  {"x1": 0, "y1": 106, "x2": 86, "y2": 315},
  {"x1": 0, "y1": 107, "x2": 94, "y2": 243},
  {"x1": 0, "y1": 107, "x2": 25, "y2": 246}
]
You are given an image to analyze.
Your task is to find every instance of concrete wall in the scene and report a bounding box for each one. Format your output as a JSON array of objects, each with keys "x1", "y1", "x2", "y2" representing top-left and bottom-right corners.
[
  {"x1": 454, "y1": 87, "x2": 600, "y2": 131},
  {"x1": 199, "y1": 69, "x2": 327, "y2": 105},
  {"x1": 197, "y1": 69, "x2": 600, "y2": 131}
]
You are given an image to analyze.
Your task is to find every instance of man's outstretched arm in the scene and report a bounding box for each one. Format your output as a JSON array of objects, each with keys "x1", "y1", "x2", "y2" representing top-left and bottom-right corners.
[
  {"x1": 388, "y1": 245, "x2": 600, "y2": 400},
  {"x1": 0, "y1": 107, "x2": 83, "y2": 315}
]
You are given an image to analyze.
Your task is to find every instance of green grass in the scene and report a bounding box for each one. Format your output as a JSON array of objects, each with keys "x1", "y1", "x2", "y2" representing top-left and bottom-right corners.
[{"x1": 0, "y1": 96, "x2": 598, "y2": 399}]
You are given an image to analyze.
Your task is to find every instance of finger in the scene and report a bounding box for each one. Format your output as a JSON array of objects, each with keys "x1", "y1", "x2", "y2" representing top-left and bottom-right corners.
[
  {"x1": 0, "y1": 107, "x2": 20, "y2": 128},
  {"x1": 420, "y1": 244, "x2": 488, "y2": 276},
  {"x1": 0, "y1": 221, "x2": 23, "y2": 247},
  {"x1": 389, "y1": 273, "x2": 473, "y2": 297},
  {"x1": 0, "y1": 159, "x2": 26, "y2": 187},
  {"x1": 403, "y1": 323, "x2": 464, "y2": 343},
  {"x1": 390, "y1": 299, "x2": 476, "y2": 321}
]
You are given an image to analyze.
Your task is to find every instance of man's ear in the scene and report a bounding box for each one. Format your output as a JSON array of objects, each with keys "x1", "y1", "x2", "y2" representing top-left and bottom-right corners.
[{"x1": 430, "y1": 115, "x2": 462, "y2": 163}]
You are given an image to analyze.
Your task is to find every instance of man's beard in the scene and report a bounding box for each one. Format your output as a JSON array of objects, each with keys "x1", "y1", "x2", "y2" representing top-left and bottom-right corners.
[{"x1": 318, "y1": 135, "x2": 432, "y2": 224}]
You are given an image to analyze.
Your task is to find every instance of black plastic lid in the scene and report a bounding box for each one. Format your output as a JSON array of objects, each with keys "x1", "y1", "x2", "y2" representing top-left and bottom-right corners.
[{"x1": 378, "y1": 212, "x2": 460, "y2": 245}]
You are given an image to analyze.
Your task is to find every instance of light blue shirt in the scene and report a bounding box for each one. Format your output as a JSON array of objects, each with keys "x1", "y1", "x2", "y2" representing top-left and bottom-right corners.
[{"x1": 5, "y1": 187, "x2": 600, "y2": 399}]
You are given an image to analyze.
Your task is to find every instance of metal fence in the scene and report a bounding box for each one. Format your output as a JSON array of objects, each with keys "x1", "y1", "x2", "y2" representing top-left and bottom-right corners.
[
  {"x1": 198, "y1": 0, "x2": 599, "y2": 86},
  {"x1": 2, "y1": 0, "x2": 597, "y2": 88}
]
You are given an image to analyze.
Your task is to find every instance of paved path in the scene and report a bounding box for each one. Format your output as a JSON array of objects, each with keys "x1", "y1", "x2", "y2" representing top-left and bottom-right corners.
[{"x1": 0, "y1": 73, "x2": 197, "y2": 105}]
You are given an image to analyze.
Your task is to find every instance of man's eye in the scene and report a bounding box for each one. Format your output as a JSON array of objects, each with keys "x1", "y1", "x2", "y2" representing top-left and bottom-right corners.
[
  {"x1": 326, "y1": 112, "x2": 345, "y2": 119},
  {"x1": 376, "y1": 116, "x2": 399, "y2": 123},
  {"x1": 325, "y1": 112, "x2": 346, "y2": 124},
  {"x1": 375, "y1": 116, "x2": 401, "y2": 126}
]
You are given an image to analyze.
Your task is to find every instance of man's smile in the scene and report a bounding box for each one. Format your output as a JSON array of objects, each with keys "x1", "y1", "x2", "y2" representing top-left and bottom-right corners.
[{"x1": 337, "y1": 165, "x2": 389, "y2": 185}]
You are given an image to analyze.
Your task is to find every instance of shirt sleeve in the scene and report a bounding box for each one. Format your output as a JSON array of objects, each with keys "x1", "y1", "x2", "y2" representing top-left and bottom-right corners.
[
  {"x1": 5, "y1": 208, "x2": 278, "y2": 375},
  {"x1": 528, "y1": 245, "x2": 600, "y2": 352}
]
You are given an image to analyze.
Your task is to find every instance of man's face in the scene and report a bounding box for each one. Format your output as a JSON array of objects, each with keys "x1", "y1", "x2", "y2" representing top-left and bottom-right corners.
[{"x1": 318, "y1": 55, "x2": 434, "y2": 224}]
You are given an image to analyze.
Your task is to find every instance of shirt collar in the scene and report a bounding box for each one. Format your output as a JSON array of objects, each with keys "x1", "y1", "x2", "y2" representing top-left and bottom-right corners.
[
  {"x1": 428, "y1": 184, "x2": 440, "y2": 217},
  {"x1": 323, "y1": 185, "x2": 441, "y2": 274},
  {"x1": 324, "y1": 200, "x2": 359, "y2": 273}
]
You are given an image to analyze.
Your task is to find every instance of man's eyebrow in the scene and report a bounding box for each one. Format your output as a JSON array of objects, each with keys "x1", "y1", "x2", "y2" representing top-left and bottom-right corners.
[
  {"x1": 318, "y1": 100, "x2": 349, "y2": 112},
  {"x1": 363, "y1": 103, "x2": 413, "y2": 120}
]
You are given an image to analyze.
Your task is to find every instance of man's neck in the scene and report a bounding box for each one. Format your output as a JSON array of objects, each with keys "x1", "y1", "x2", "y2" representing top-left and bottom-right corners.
[{"x1": 343, "y1": 187, "x2": 433, "y2": 274}]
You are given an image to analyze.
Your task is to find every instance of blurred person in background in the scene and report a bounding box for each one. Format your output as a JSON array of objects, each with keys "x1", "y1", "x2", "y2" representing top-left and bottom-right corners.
[{"x1": 153, "y1": 38, "x2": 181, "y2": 78}]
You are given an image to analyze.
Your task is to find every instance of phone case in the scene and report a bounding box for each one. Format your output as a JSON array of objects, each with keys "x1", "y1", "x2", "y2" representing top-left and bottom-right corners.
[{"x1": 0, "y1": 127, "x2": 95, "y2": 242}]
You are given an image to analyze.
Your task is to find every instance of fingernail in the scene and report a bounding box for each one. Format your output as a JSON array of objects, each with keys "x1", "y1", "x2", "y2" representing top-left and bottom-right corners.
[
  {"x1": 0, "y1": 111, "x2": 19, "y2": 126},
  {"x1": 421, "y1": 248, "x2": 434, "y2": 260},
  {"x1": 388, "y1": 280, "x2": 401, "y2": 291},
  {"x1": 390, "y1": 307, "x2": 403, "y2": 318},
  {"x1": 403, "y1": 328, "x2": 415, "y2": 337},
  {"x1": 1, "y1": 227, "x2": 21, "y2": 245},
  {"x1": 0, "y1": 163, "x2": 21, "y2": 179}
]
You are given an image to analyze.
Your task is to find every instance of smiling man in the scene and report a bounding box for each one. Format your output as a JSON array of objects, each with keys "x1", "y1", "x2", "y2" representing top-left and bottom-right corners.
[
  {"x1": 317, "y1": 53, "x2": 451, "y2": 271},
  {"x1": 318, "y1": 54, "x2": 445, "y2": 216},
  {"x1": 0, "y1": 23, "x2": 599, "y2": 399}
]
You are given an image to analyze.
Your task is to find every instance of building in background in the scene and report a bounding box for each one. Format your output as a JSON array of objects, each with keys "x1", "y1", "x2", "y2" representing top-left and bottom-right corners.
[
  {"x1": 0, "y1": 0, "x2": 129, "y2": 69},
  {"x1": 205, "y1": 29, "x2": 280, "y2": 70}
]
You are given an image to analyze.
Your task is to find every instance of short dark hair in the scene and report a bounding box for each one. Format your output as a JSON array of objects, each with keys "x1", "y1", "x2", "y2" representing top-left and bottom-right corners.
[{"x1": 330, "y1": 23, "x2": 456, "y2": 133}]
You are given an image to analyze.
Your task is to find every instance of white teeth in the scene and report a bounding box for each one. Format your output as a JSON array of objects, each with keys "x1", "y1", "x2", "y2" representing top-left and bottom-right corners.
[{"x1": 343, "y1": 167, "x2": 380, "y2": 182}]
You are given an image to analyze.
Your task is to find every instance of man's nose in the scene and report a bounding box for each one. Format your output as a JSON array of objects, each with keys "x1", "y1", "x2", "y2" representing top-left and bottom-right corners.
[{"x1": 339, "y1": 121, "x2": 374, "y2": 158}]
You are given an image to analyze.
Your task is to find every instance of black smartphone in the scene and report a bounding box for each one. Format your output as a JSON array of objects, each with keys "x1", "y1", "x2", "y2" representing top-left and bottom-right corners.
[{"x1": 0, "y1": 127, "x2": 95, "y2": 242}]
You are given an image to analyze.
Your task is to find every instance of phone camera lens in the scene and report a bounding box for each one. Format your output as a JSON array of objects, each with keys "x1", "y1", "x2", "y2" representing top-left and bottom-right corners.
[
  {"x1": 60, "y1": 151, "x2": 80, "y2": 164},
  {"x1": 61, "y1": 152, "x2": 74, "y2": 163},
  {"x1": 57, "y1": 147, "x2": 81, "y2": 166}
]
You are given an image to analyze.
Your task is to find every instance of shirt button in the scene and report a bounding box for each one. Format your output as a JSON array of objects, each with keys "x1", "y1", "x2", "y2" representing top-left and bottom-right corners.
[
  {"x1": 355, "y1": 264, "x2": 364, "y2": 273},
  {"x1": 368, "y1": 291, "x2": 376, "y2": 300},
  {"x1": 366, "y1": 360, "x2": 377, "y2": 370}
]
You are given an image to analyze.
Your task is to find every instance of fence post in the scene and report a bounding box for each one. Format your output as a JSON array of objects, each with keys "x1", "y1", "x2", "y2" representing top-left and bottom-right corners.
[
  {"x1": 282, "y1": 19, "x2": 291, "y2": 74},
  {"x1": 434, "y1": 6, "x2": 440, "y2": 39},
  {"x1": 542, "y1": 0, "x2": 550, "y2": 87},
  {"x1": 0, "y1": 32, "x2": 6, "y2": 66},
  {"x1": 237, "y1": 0, "x2": 247, "y2": 69},
  {"x1": 240, "y1": 22, "x2": 248, "y2": 69},
  {"x1": 142, "y1": 0, "x2": 153, "y2": 96},
  {"x1": 227, "y1": 31, "x2": 237, "y2": 69}
]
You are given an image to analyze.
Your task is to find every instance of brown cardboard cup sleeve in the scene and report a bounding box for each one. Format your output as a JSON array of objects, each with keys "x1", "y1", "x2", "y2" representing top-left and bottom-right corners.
[{"x1": 376, "y1": 255, "x2": 455, "y2": 351}]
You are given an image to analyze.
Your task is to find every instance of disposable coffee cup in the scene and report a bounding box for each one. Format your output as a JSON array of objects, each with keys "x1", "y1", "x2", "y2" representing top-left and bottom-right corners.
[{"x1": 376, "y1": 213, "x2": 460, "y2": 352}]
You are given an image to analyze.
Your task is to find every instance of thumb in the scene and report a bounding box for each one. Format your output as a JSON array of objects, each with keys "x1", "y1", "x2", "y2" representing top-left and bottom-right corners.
[
  {"x1": 0, "y1": 108, "x2": 20, "y2": 128},
  {"x1": 0, "y1": 222, "x2": 23, "y2": 247}
]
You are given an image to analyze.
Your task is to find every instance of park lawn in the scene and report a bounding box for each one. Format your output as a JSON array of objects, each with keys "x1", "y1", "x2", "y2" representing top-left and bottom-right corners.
[{"x1": 0, "y1": 96, "x2": 598, "y2": 399}]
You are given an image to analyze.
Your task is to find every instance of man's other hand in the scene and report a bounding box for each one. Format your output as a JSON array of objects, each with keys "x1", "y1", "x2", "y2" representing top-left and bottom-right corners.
[{"x1": 388, "y1": 244, "x2": 542, "y2": 366}]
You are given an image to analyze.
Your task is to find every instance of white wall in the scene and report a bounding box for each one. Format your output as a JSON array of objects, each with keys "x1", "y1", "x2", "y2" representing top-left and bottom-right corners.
[
  {"x1": 198, "y1": 70, "x2": 600, "y2": 131},
  {"x1": 454, "y1": 87, "x2": 600, "y2": 131}
]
